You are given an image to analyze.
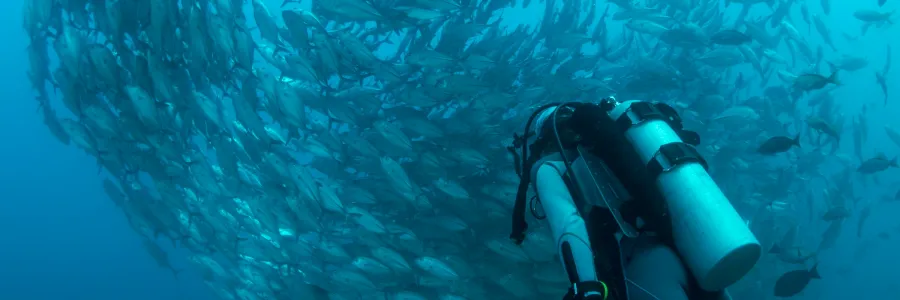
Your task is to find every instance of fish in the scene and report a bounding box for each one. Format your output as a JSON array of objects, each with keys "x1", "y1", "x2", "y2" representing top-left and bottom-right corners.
[
  {"x1": 857, "y1": 154, "x2": 899, "y2": 174},
  {"x1": 773, "y1": 264, "x2": 821, "y2": 297},
  {"x1": 793, "y1": 71, "x2": 840, "y2": 92},
  {"x1": 142, "y1": 239, "x2": 183, "y2": 278},
  {"x1": 710, "y1": 30, "x2": 752, "y2": 45},
  {"x1": 876, "y1": 71, "x2": 888, "y2": 105},
  {"x1": 818, "y1": 220, "x2": 844, "y2": 252},
  {"x1": 821, "y1": 206, "x2": 851, "y2": 221},
  {"x1": 757, "y1": 134, "x2": 801, "y2": 155},
  {"x1": 853, "y1": 9, "x2": 894, "y2": 23},
  {"x1": 769, "y1": 244, "x2": 817, "y2": 264},
  {"x1": 857, "y1": 205, "x2": 872, "y2": 237},
  {"x1": 829, "y1": 55, "x2": 869, "y2": 71},
  {"x1": 877, "y1": 44, "x2": 892, "y2": 106}
]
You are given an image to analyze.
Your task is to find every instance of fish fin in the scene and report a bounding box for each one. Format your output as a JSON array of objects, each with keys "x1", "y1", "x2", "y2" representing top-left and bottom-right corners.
[
  {"x1": 281, "y1": 0, "x2": 301, "y2": 7},
  {"x1": 826, "y1": 69, "x2": 840, "y2": 85}
]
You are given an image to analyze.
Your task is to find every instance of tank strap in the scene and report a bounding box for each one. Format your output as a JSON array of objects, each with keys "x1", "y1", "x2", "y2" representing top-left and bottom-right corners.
[
  {"x1": 613, "y1": 101, "x2": 701, "y2": 146},
  {"x1": 614, "y1": 101, "x2": 666, "y2": 131},
  {"x1": 646, "y1": 142, "x2": 708, "y2": 181}
]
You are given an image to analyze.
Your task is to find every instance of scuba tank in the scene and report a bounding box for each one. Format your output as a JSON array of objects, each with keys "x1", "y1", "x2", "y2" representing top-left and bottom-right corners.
[{"x1": 607, "y1": 99, "x2": 760, "y2": 291}]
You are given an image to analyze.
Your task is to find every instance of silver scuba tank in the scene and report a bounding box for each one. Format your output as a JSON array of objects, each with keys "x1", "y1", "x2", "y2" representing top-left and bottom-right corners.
[{"x1": 605, "y1": 99, "x2": 761, "y2": 291}]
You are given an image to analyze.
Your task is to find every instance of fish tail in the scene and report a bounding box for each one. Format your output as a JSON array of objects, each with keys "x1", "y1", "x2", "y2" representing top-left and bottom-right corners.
[
  {"x1": 827, "y1": 69, "x2": 840, "y2": 85},
  {"x1": 768, "y1": 244, "x2": 782, "y2": 254},
  {"x1": 808, "y1": 264, "x2": 821, "y2": 279},
  {"x1": 794, "y1": 133, "x2": 801, "y2": 147}
]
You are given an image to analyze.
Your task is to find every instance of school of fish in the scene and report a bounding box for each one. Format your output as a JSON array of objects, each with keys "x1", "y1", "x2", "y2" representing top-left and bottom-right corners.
[{"x1": 20, "y1": 0, "x2": 899, "y2": 298}]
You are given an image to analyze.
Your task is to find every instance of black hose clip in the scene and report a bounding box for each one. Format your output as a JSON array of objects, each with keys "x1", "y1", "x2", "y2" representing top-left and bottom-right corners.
[{"x1": 563, "y1": 281, "x2": 611, "y2": 300}]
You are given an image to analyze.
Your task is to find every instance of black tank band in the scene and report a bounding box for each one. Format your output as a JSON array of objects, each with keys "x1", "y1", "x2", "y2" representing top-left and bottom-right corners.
[
  {"x1": 613, "y1": 101, "x2": 701, "y2": 145},
  {"x1": 647, "y1": 142, "x2": 708, "y2": 181},
  {"x1": 614, "y1": 101, "x2": 667, "y2": 131}
]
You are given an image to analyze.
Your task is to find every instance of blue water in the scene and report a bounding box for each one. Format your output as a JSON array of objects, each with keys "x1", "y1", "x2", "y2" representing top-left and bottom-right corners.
[{"x1": 0, "y1": 1, "x2": 212, "y2": 299}]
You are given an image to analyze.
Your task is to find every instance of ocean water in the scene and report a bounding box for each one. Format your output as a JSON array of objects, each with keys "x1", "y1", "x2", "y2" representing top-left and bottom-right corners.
[{"x1": 0, "y1": 0, "x2": 897, "y2": 299}]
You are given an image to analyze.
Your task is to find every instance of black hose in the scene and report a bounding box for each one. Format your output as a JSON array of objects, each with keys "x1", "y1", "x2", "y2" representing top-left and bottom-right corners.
[
  {"x1": 551, "y1": 103, "x2": 583, "y2": 212},
  {"x1": 510, "y1": 102, "x2": 561, "y2": 244}
]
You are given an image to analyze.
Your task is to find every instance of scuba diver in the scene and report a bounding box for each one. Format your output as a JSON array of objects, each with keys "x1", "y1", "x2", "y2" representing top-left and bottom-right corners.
[{"x1": 507, "y1": 97, "x2": 762, "y2": 300}]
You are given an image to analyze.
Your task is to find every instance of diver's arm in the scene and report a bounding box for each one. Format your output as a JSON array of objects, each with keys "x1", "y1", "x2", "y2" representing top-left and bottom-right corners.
[
  {"x1": 535, "y1": 162, "x2": 598, "y2": 279},
  {"x1": 534, "y1": 158, "x2": 611, "y2": 300}
]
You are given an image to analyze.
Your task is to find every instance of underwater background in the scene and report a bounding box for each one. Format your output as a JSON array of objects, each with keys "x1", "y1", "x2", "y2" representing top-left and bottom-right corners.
[{"x1": 1, "y1": 0, "x2": 898, "y2": 299}]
